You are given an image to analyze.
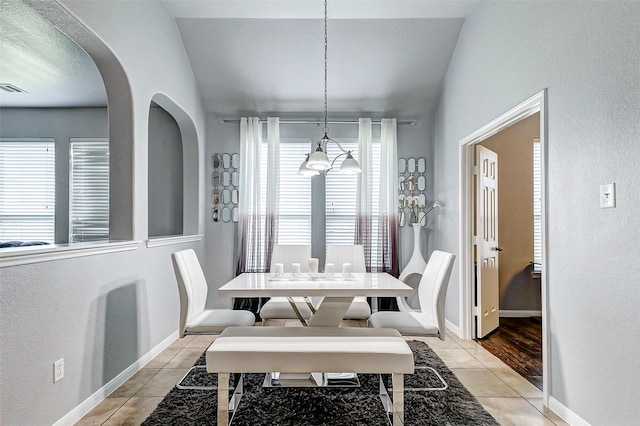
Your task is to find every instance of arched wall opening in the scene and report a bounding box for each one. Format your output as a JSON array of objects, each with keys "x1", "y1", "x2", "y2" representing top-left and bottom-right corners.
[
  {"x1": 26, "y1": 0, "x2": 134, "y2": 241},
  {"x1": 149, "y1": 93, "x2": 200, "y2": 237}
]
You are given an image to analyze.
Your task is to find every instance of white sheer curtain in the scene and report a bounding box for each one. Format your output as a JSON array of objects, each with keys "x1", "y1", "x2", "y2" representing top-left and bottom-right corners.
[
  {"x1": 236, "y1": 117, "x2": 280, "y2": 274},
  {"x1": 236, "y1": 117, "x2": 262, "y2": 273},
  {"x1": 378, "y1": 118, "x2": 399, "y2": 275},
  {"x1": 355, "y1": 117, "x2": 398, "y2": 274},
  {"x1": 355, "y1": 118, "x2": 373, "y2": 269},
  {"x1": 265, "y1": 117, "x2": 280, "y2": 268}
]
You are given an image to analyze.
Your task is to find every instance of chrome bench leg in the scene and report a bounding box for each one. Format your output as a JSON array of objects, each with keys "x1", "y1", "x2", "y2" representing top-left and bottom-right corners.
[
  {"x1": 379, "y1": 374, "x2": 405, "y2": 425},
  {"x1": 176, "y1": 365, "x2": 216, "y2": 390},
  {"x1": 408, "y1": 365, "x2": 448, "y2": 391}
]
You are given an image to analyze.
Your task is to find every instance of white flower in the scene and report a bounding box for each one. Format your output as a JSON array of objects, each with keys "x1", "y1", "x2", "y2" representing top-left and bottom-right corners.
[
  {"x1": 403, "y1": 197, "x2": 442, "y2": 224},
  {"x1": 417, "y1": 200, "x2": 442, "y2": 225},
  {"x1": 406, "y1": 195, "x2": 420, "y2": 208}
]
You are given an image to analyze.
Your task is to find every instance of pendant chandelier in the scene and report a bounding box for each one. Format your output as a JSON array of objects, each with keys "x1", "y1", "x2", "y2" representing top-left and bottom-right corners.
[{"x1": 298, "y1": 0, "x2": 362, "y2": 176}]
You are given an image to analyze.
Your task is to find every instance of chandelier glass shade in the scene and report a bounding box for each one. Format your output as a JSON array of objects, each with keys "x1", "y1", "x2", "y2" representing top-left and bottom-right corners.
[
  {"x1": 298, "y1": 0, "x2": 361, "y2": 176},
  {"x1": 298, "y1": 153, "x2": 321, "y2": 176},
  {"x1": 339, "y1": 151, "x2": 361, "y2": 174},
  {"x1": 307, "y1": 144, "x2": 331, "y2": 170}
]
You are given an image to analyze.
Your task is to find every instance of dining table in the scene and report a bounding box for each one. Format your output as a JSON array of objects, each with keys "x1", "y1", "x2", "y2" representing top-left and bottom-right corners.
[
  {"x1": 218, "y1": 272, "x2": 414, "y2": 388},
  {"x1": 219, "y1": 272, "x2": 414, "y2": 327}
]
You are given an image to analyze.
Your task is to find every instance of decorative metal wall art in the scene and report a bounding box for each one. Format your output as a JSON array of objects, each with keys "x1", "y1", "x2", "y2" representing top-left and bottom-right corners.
[
  {"x1": 212, "y1": 152, "x2": 239, "y2": 222},
  {"x1": 398, "y1": 157, "x2": 427, "y2": 227}
]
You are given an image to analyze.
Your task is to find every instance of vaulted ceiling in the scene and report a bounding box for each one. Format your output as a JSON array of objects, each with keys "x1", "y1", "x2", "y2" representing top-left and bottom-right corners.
[
  {"x1": 0, "y1": 0, "x2": 477, "y2": 118},
  {"x1": 0, "y1": 0, "x2": 106, "y2": 107}
]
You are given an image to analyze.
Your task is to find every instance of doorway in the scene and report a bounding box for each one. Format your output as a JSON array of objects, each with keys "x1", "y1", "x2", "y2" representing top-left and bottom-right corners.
[
  {"x1": 472, "y1": 113, "x2": 542, "y2": 389},
  {"x1": 458, "y1": 90, "x2": 548, "y2": 402}
]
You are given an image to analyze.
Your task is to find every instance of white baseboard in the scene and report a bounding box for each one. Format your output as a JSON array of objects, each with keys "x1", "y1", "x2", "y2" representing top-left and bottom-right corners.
[
  {"x1": 53, "y1": 330, "x2": 179, "y2": 426},
  {"x1": 499, "y1": 310, "x2": 542, "y2": 317},
  {"x1": 549, "y1": 396, "x2": 591, "y2": 426},
  {"x1": 445, "y1": 319, "x2": 461, "y2": 337}
]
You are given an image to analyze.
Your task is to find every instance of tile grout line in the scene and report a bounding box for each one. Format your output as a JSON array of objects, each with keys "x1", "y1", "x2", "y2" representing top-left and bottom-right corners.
[{"x1": 98, "y1": 397, "x2": 129, "y2": 426}]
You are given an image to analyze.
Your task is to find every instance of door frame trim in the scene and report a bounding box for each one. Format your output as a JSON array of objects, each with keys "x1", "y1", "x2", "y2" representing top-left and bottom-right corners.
[{"x1": 458, "y1": 89, "x2": 548, "y2": 404}]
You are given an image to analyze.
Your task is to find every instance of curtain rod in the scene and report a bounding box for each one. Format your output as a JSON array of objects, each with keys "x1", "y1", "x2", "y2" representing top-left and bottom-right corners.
[{"x1": 217, "y1": 118, "x2": 418, "y2": 127}]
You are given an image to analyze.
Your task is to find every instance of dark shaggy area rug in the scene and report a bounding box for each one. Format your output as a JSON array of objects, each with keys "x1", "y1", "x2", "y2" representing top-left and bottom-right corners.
[{"x1": 143, "y1": 340, "x2": 498, "y2": 425}]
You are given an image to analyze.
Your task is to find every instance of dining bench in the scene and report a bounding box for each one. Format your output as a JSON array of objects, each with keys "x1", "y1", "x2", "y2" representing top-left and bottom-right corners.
[{"x1": 206, "y1": 326, "x2": 414, "y2": 425}]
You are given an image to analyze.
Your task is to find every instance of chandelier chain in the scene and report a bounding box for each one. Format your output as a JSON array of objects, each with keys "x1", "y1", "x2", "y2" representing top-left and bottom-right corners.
[
  {"x1": 297, "y1": 0, "x2": 361, "y2": 175},
  {"x1": 323, "y1": 0, "x2": 328, "y2": 135}
]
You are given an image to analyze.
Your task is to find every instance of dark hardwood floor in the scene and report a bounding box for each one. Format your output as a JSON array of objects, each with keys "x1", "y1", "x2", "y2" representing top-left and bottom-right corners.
[{"x1": 475, "y1": 317, "x2": 543, "y2": 390}]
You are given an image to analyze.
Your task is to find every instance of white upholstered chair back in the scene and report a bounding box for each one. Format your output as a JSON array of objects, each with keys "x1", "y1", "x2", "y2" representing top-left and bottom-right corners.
[
  {"x1": 270, "y1": 244, "x2": 312, "y2": 273},
  {"x1": 325, "y1": 245, "x2": 367, "y2": 272},
  {"x1": 172, "y1": 249, "x2": 209, "y2": 338},
  {"x1": 417, "y1": 250, "x2": 456, "y2": 336}
]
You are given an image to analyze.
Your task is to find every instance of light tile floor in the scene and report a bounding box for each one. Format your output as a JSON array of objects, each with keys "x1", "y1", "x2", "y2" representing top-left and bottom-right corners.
[{"x1": 75, "y1": 320, "x2": 569, "y2": 426}]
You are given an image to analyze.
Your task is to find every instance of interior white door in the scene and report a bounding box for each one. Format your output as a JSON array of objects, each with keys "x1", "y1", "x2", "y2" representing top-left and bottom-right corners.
[{"x1": 475, "y1": 146, "x2": 500, "y2": 338}]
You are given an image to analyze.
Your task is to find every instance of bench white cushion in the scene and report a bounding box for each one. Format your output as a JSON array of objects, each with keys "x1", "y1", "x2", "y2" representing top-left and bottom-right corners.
[{"x1": 206, "y1": 326, "x2": 414, "y2": 374}]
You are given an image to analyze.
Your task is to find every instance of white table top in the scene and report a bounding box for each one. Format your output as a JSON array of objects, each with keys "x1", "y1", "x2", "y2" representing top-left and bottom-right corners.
[{"x1": 219, "y1": 272, "x2": 413, "y2": 298}]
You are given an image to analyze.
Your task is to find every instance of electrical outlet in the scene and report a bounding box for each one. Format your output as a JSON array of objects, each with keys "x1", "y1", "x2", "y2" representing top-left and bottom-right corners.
[
  {"x1": 54, "y1": 358, "x2": 64, "y2": 383},
  {"x1": 600, "y1": 183, "x2": 616, "y2": 208}
]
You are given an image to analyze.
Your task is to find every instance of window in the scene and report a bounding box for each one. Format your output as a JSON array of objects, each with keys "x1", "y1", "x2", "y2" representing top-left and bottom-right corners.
[
  {"x1": 259, "y1": 138, "x2": 312, "y2": 245},
  {"x1": 274, "y1": 140, "x2": 312, "y2": 244},
  {"x1": 326, "y1": 138, "x2": 383, "y2": 268},
  {"x1": 0, "y1": 139, "x2": 55, "y2": 243},
  {"x1": 253, "y1": 136, "x2": 384, "y2": 269},
  {"x1": 533, "y1": 138, "x2": 542, "y2": 269},
  {"x1": 69, "y1": 138, "x2": 109, "y2": 242},
  {"x1": 326, "y1": 139, "x2": 359, "y2": 245}
]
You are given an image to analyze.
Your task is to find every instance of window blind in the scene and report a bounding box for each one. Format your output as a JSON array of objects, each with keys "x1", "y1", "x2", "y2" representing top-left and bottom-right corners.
[
  {"x1": 326, "y1": 139, "x2": 382, "y2": 266},
  {"x1": 0, "y1": 138, "x2": 55, "y2": 243},
  {"x1": 259, "y1": 138, "x2": 312, "y2": 247},
  {"x1": 326, "y1": 139, "x2": 359, "y2": 245},
  {"x1": 276, "y1": 140, "x2": 312, "y2": 245},
  {"x1": 69, "y1": 138, "x2": 109, "y2": 242},
  {"x1": 533, "y1": 138, "x2": 542, "y2": 268}
]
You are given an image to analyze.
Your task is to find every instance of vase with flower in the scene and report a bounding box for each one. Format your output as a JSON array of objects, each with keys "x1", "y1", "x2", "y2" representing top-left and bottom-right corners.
[{"x1": 399, "y1": 200, "x2": 442, "y2": 282}]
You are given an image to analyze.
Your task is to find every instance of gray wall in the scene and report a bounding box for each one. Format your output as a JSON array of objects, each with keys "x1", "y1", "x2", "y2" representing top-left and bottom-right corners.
[
  {"x1": 148, "y1": 105, "x2": 184, "y2": 237},
  {"x1": 204, "y1": 114, "x2": 434, "y2": 308},
  {"x1": 0, "y1": 244, "x2": 184, "y2": 424},
  {"x1": 0, "y1": 1, "x2": 207, "y2": 425},
  {"x1": 0, "y1": 107, "x2": 108, "y2": 243},
  {"x1": 434, "y1": 1, "x2": 640, "y2": 423}
]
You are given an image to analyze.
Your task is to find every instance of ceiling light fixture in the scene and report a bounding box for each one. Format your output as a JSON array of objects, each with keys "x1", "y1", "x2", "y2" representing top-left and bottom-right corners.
[{"x1": 298, "y1": 0, "x2": 361, "y2": 176}]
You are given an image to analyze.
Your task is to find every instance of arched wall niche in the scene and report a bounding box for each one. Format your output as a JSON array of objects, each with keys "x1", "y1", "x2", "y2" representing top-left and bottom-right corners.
[
  {"x1": 149, "y1": 93, "x2": 200, "y2": 236},
  {"x1": 25, "y1": 0, "x2": 134, "y2": 241}
]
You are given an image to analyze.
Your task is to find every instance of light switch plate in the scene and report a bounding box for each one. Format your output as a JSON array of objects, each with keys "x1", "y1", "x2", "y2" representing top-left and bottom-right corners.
[{"x1": 600, "y1": 183, "x2": 616, "y2": 208}]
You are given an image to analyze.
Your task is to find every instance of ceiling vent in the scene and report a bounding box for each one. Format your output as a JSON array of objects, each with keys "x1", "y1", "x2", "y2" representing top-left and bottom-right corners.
[{"x1": 0, "y1": 84, "x2": 28, "y2": 93}]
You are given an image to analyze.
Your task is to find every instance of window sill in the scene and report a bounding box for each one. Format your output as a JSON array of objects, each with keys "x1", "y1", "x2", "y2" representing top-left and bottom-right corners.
[
  {"x1": 0, "y1": 240, "x2": 140, "y2": 268},
  {"x1": 146, "y1": 234, "x2": 203, "y2": 248}
]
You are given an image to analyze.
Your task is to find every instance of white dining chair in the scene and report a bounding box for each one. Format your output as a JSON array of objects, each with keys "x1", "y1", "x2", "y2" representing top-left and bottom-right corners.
[
  {"x1": 368, "y1": 250, "x2": 455, "y2": 340},
  {"x1": 325, "y1": 244, "x2": 371, "y2": 320},
  {"x1": 259, "y1": 244, "x2": 315, "y2": 324},
  {"x1": 171, "y1": 249, "x2": 255, "y2": 388}
]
